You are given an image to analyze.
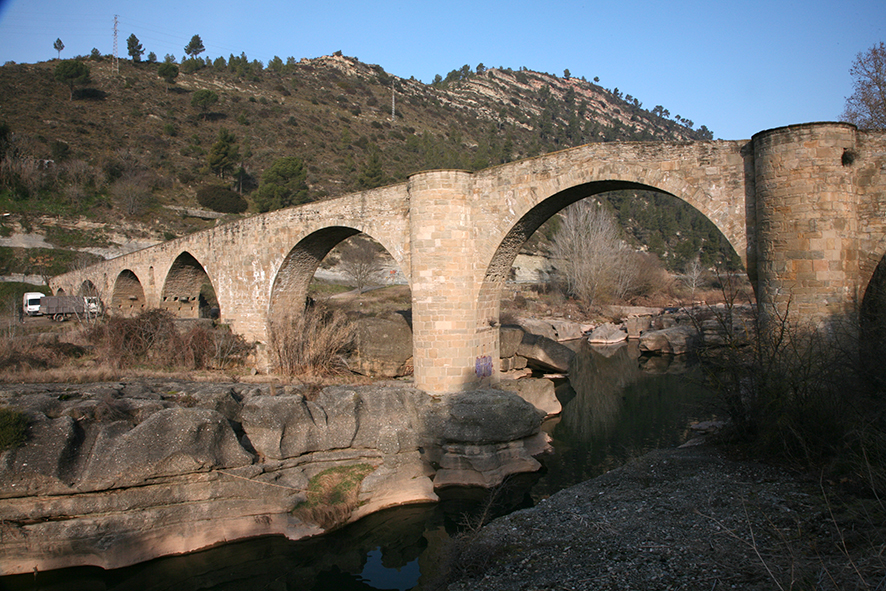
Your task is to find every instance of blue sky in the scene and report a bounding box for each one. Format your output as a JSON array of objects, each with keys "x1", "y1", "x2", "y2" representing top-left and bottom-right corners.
[{"x1": 0, "y1": 0, "x2": 883, "y2": 140}]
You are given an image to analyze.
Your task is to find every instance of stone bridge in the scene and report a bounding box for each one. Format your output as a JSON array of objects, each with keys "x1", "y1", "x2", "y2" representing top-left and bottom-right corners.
[{"x1": 51, "y1": 122, "x2": 886, "y2": 394}]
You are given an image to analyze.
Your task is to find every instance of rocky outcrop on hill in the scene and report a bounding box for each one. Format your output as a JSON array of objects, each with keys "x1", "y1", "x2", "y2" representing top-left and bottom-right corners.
[{"x1": 0, "y1": 379, "x2": 550, "y2": 575}]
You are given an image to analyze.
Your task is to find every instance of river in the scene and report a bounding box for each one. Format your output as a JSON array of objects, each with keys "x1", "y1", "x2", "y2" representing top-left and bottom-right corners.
[{"x1": 0, "y1": 341, "x2": 716, "y2": 591}]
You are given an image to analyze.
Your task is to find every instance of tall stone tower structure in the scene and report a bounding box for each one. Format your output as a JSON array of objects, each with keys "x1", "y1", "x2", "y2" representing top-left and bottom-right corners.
[{"x1": 752, "y1": 123, "x2": 860, "y2": 325}]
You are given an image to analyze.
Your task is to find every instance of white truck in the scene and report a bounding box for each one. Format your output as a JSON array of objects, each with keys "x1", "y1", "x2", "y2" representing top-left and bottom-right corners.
[
  {"x1": 22, "y1": 292, "x2": 45, "y2": 316},
  {"x1": 38, "y1": 296, "x2": 101, "y2": 322}
]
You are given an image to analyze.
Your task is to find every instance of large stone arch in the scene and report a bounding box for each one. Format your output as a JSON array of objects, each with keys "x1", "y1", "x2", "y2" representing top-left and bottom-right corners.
[
  {"x1": 161, "y1": 252, "x2": 219, "y2": 319},
  {"x1": 110, "y1": 270, "x2": 146, "y2": 316},
  {"x1": 474, "y1": 178, "x2": 749, "y2": 337}
]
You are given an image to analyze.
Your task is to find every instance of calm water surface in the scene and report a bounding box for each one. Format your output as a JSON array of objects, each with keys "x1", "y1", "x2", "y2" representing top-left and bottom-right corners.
[{"x1": 1, "y1": 341, "x2": 716, "y2": 591}]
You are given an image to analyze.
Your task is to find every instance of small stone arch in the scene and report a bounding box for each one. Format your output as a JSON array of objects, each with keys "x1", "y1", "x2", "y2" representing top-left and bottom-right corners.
[
  {"x1": 56, "y1": 288, "x2": 66, "y2": 296},
  {"x1": 78, "y1": 280, "x2": 99, "y2": 297},
  {"x1": 110, "y1": 269, "x2": 146, "y2": 315},
  {"x1": 161, "y1": 252, "x2": 219, "y2": 319}
]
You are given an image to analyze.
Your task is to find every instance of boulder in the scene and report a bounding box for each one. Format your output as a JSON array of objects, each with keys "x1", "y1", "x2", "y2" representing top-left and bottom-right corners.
[
  {"x1": 548, "y1": 319, "x2": 585, "y2": 341},
  {"x1": 587, "y1": 322, "x2": 628, "y2": 345},
  {"x1": 240, "y1": 394, "x2": 350, "y2": 460},
  {"x1": 498, "y1": 378, "x2": 562, "y2": 418},
  {"x1": 80, "y1": 407, "x2": 253, "y2": 489},
  {"x1": 639, "y1": 325, "x2": 699, "y2": 355},
  {"x1": 432, "y1": 439, "x2": 543, "y2": 488},
  {"x1": 427, "y1": 389, "x2": 543, "y2": 446},
  {"x1": 499, "y1": 325, "x2": 525, "y2": 358},
  {"x1": 623, "y1": 315, "x2": 653, "y2": 339},
  {"x1": 516, "y1": 332, "x2": 575, "y2": 372},
  {"x1": 499, "y1": 355, "x2": 528, "y2": 372},
  {"x1": 350, "y1": 315, "x2": 413, "y2": 377},
  {"x1": 0, "y1": 414, "x2": 79, "y2": 496},
  {"x1": 517, "y1": 318, "x2": 558, "y2": 341},
  {"x1": 423, "y1": 389, "x2": 547, "y2": 489}
]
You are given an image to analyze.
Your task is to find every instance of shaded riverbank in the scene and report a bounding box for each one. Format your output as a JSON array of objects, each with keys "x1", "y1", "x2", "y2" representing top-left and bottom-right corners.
[{"x1": 445, "y1": 444, "x2": 884, "y2": 591}]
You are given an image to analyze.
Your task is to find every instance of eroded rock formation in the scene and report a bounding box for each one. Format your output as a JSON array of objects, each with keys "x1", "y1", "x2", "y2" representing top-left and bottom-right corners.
[{"x1": 0, "y1": 379, "x2": 551, "y2": 575}]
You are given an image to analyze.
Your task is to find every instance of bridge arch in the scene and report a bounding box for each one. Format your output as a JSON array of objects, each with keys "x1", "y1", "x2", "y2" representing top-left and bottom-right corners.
[
  {"x1": 475, "y1": 177, "x2": 748, "y2": 330},
  {"x1": 78, "y1": 280, "x2": 99, "y2": 297},
  {"x1": 859, "y1": 248, "x2": 886, "y2": 384},
  {"x1": 161, "y1": 252, "x2": 219, "y2": 319},
  {"x1": 110, "y1": 270, "x2": 146, "y2": 316},
  {"x1": 268, "y1": 226, "x2": 409, "y2": 320},
  {"x1": 269, "y1": 226, "x2": 361, "y2": 321}
]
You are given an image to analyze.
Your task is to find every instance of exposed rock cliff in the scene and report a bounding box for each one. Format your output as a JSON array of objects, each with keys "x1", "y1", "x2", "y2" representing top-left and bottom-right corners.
[{"x1": 0, "y1": 379, "x2": 550, "y2": 575}]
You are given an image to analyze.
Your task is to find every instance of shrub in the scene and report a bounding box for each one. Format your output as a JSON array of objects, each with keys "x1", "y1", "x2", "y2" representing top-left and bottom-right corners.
[
  {"x1": 86, "y1": 309, "x2": 252, "y2": 370},
  {"x1": 0, "y1": 406, "x2": 28, "y2": 451},
  {"x1": 196, "y1": 185, "x2": 247, "y2": 214},
  {"x1": 697, "y1": 291, "x2": 883, "y2": 476},
  {"x1": 269, "y1": 303, "x2": 353, "y2": 376},
  {"x1": 292, "y1": 463, "x2": 375, "y2": 529},
  {"x1": 0, "y1": 336, "x2": 82, "y2": 373}
]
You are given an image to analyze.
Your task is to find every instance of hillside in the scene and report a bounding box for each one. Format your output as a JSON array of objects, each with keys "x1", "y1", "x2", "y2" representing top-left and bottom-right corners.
[{"x1": 0, "y1": 53, "x2": 728, "y2": 280}]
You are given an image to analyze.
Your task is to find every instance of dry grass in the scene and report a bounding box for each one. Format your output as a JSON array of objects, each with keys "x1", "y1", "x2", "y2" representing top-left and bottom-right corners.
[{"x1": 269, "y1": 303, "x2": 354, "y2": 377}]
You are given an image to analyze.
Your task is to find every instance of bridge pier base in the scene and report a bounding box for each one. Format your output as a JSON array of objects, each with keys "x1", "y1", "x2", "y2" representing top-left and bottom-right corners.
[{"x1": 408, "y1": 170, "x2": 498, "y2": 395}]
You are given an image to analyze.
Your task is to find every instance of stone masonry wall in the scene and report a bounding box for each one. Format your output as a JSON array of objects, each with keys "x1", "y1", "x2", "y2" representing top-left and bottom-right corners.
[
  {"x1": 752, "y1": 123, "x2": 860, "y2": 322},
  {"x1": 51, "y1": 125, "x2": 886, "y2": 394}
]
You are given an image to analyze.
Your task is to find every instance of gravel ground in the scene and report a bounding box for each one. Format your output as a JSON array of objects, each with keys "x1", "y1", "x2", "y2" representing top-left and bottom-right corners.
[{"x1": 443, "y1": 444, "x2": 886, "y2": 591}]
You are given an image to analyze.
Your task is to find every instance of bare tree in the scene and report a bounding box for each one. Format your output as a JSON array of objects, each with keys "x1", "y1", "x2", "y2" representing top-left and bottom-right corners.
[
  {"x1": 111, "y1": 173, "x2": 153, "y2": 216},
  {"x1": 842, "y1": 42, "x2": 886, "y2": 131},
  {"x1": 338, "y1": 235, "x2": 385, "y2": 293},
  {"x1": 550, "y1": 199, "x2": 640, "y2": 307},
  {"x1": 682, "y1": 255, "x2": 707, "y2": 301}
]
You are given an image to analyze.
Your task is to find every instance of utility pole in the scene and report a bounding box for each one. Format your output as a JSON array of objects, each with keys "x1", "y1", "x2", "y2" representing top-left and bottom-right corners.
[
  {"x1": 112, "y1": 15, "x2": 119, "y2": 75},
  {"x1": 391, "y1": 87, "x2": 395, "y2": 122}
]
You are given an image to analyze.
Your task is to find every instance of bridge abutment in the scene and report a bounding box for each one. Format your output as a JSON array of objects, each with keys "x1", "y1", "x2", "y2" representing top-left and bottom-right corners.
[{"x1": 752, "y1": 122, "x2": 860, "y2": 326}]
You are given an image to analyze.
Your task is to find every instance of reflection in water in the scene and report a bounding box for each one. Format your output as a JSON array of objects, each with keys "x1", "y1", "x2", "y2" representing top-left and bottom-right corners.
[
  {"x1": 0, "y1": 341, "x2": 715, "y2": 591},
  {"x1": 534, "y1": 341, "x2": 711, "y2": 498}
]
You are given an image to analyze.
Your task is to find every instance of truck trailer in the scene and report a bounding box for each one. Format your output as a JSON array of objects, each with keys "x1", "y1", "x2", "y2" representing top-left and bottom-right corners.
[{"x1": 39, "y1": 296, "x2": 101, "y2": 322}]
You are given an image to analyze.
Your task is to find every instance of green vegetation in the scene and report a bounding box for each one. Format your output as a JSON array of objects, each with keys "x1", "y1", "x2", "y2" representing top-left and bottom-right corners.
[
  {"x1": 196, "y1": 185, "x2": 247, "y2": 213},
  {"x1": 0, "y1": 282, "x2": 49, "y2": 308},
  {"x1": 53, "y1": 60, "x2": 90, "y2": 100},
  {"x1": 126, "y1": 34, "x2": 144, "y2": 63},
  {"x1": 253, "y1": 156, "x2": 309, "y2": 212},
  {"x1": 183, "y1": 35, "x2": 205, "y2": 59},
  {"x1": 293, "y1": 463, "x2": 375, "y2": 529},
  {"x1": 157, "y1": 62, "x2": 178, "y2": 89},
  {"x1": 0, "y1": 406, "x2": 28, "y2": 452},
  {"x1": 191, "y1": 89, "x2": 219, "y2": 118},
  {"x1": 206, "y1": 128, "x2": 239, "y2": 178}
]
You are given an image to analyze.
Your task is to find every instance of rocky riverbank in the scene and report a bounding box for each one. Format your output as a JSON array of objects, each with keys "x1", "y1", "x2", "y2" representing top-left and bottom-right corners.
[
  {"x1": 0, "y1": 379, "x2": 555, "y2": 575},
  {"x1": 442, "y1": 444, "x2": 885, "y2": 591}
]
